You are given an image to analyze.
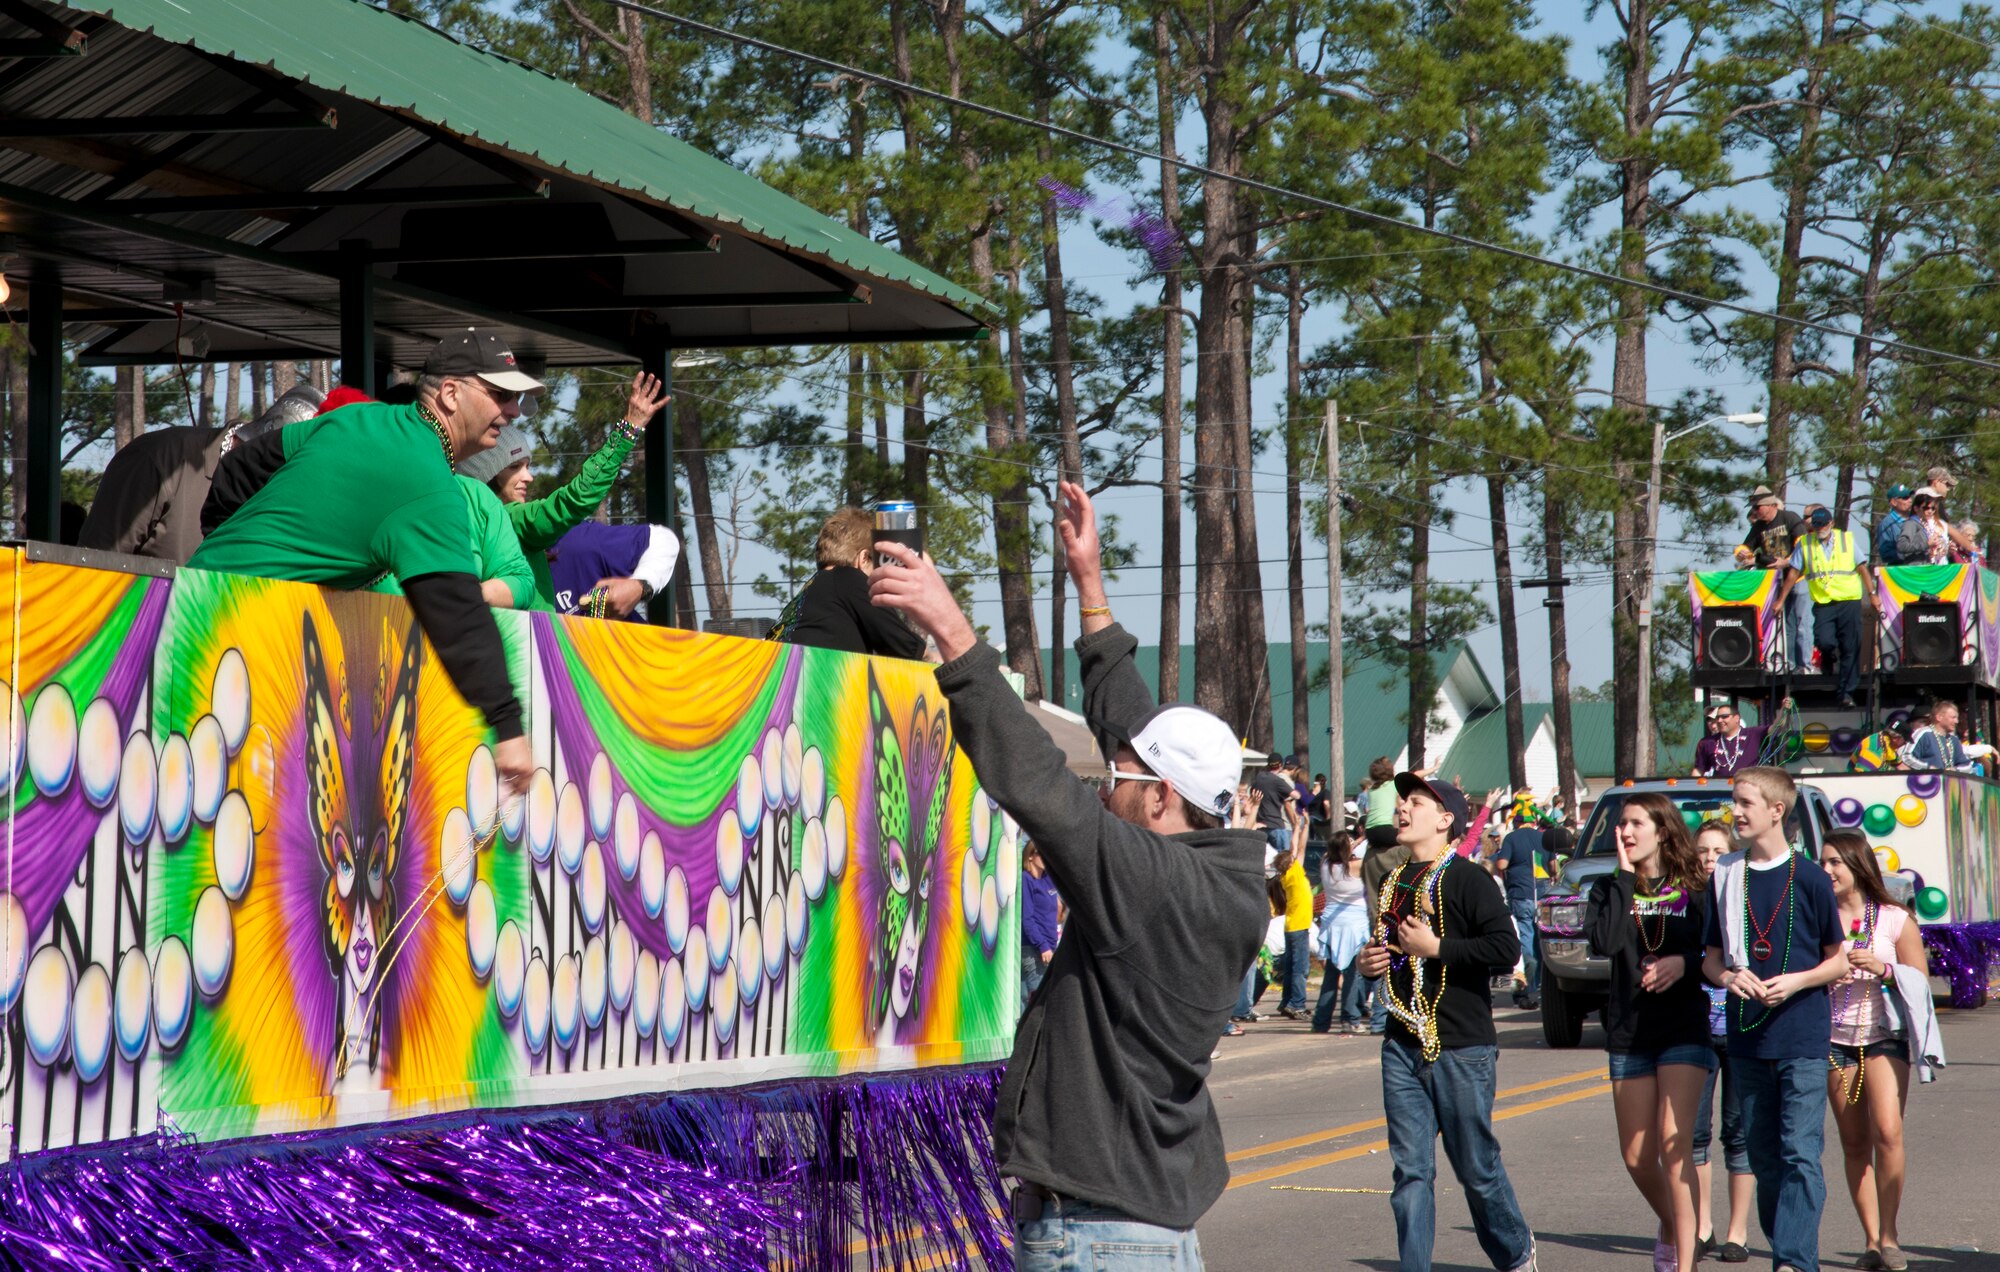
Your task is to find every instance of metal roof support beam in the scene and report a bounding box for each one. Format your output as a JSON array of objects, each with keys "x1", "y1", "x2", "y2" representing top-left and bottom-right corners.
[
  {"x1": 339, "y1": 240, "x2": 375, "y2": 392},
  {"x1": 25, "y1": 264, "x2": 60, "y2": 542},
  {"x1": 109, "y1": 181, "x2": 549, "y2": 216},
  {"x1": 527, "y1": 291, "x2": 867, "y2": 312},
  {"x1": 642, "y1": 343, "x2": 676, "y2": 627},
  {"x1": 0, "y1": 108, "x2": 337, "y2": 139},
  {"x1": 374, "y1": 275, "x2": 642, "y2": 362},
  {"x1": 0, "y1": 0, "x2": 85, "y2": 57},
  {"x1": 609, "y1": 193, "x2": 723, "y2": 252},
  {"x1": 331, "y1": 238, "x2": 718, "y2": 266}
]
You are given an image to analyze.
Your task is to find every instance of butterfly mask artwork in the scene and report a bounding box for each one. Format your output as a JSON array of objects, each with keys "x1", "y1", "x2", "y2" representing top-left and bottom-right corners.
[
  {"x1": 303, "y1": 613, "x2": 421, "y2": 1083},
  {"x1": 868, "y1": 667, "x2": 955, "y2": 1033}
]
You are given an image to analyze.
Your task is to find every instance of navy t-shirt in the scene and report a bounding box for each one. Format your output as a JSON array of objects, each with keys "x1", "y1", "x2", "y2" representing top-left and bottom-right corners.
[
  {"x1": 1704, "y1": 852, "x2": 1841, "y2": 1060},
  {"x1": 1497, "y1": 827, "x2": 1542, "y2": 903}
]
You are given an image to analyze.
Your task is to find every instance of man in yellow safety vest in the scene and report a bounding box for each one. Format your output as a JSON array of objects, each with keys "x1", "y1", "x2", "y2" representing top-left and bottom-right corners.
[{"x1": 1772, "y1": 503, "x2": 1878, "y2": 708}]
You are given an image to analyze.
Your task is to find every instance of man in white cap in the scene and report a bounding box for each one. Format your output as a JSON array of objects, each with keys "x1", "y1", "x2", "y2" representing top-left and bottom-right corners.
[
  {"x1": 868, "y1": 480, "x2": 1267, "y2": 1270},
  {"x1": 191, "y1": 327, "x2": 545, "y2": 793}
]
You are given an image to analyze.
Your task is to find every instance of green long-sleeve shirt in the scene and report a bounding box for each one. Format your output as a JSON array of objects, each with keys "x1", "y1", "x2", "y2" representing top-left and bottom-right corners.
[
  {"x1": 505, "y1": 432, "x2": 637, "y2": 611},
  {"x1": 373, "y1": 475, "x2": 536, "y2": 609}
]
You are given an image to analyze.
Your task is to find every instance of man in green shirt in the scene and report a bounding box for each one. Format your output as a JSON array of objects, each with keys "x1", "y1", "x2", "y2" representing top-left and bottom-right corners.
[{"x1": 193, "y1": 328, "x2": 540, "y2": 790}]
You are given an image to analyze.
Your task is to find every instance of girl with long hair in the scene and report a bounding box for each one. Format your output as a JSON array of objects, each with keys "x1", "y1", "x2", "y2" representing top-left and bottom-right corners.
[
  {"x1": 1689, "y1": 821, "x2": 1753, "y2": 1263},
  {"x1": 1820, "y1": 831, "x2": 1927, "y2": 1271},
  {"x1": 1585, "y1": 793, "x2": 1714, "y2": 1272},
  {"x1": 1310, "y1": 833, "x2": 1371, "y2": 1034}
]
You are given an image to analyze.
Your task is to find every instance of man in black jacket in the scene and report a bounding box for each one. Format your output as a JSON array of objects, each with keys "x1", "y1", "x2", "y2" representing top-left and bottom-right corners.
[
  {"x1": 1356, "y1": 773, "x2": 1536, "y2": 1272},
  {"x1": 868, "y1": 480, "x2": 1267, "y2": 1269}
]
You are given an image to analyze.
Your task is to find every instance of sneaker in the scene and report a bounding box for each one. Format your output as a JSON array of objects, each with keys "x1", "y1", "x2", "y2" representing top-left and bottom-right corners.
[
  {"x1": 1855, "y1": 1253, "x2": 1885, "y2": 1271},
  {"x1": 1520, "y1": 994, "x2": 1540, "y2": 1010},
  {"x1": 1221, "y1": 1022, "x2": 1245, "y2": 1037},
  {"x1": 1837, "y1": 694, "x2": 1857, "y2": 709},
  {"x1": 1507, "y1": 1244, "x2": 1537, "y2": 1272},
  {"x1": 1880, "y1": 1246, "x2": 1909, "y2": 1271},
  {"x1": 1278, "y1": 1007, "x2": 1308, "y2": 1021}
]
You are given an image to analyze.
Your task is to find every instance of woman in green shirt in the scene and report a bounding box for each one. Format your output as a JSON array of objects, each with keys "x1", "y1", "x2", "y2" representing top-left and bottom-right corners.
[{"x1": 465, "y1": 371, "x2": 667, "y2": 615}]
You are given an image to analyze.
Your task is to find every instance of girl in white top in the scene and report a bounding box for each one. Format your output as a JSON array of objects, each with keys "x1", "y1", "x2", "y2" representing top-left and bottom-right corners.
[
  {"x1": 1311, "y1": 833, "x2": 1372, "y2": 1034},
  {"x1": 1818, "y1": 830, "x2": 1927, "y2": 1272}
]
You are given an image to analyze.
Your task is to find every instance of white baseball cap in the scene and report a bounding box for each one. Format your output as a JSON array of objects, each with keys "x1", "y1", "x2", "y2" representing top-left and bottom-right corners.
[{"x1": 1122, "y1": 704, "x2": 1242, "y2": 820}]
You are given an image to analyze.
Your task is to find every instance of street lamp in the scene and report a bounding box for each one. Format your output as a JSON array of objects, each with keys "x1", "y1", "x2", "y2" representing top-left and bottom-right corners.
[{"x1": 1635, "y1": 410, "x2": 1767, "y2": 774}]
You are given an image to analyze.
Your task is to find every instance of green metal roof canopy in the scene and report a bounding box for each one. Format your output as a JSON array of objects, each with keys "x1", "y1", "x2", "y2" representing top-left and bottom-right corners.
[{"x1": 0, "y1": 0, "x2": 992, "y2": 368}]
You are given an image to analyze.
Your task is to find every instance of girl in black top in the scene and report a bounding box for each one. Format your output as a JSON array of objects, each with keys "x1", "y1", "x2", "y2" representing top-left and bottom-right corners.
[{"x1": 1585, "y1": 792, "x2": 1714, "y2": 1272}]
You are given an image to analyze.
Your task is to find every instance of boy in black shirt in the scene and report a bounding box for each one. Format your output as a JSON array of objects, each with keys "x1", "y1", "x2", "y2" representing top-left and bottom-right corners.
[
  {"x1": 775, "y1": 507, "x2": 926, "y2": 659},
  {"x1": 1357, "y1": 774, "x2": 1536, "y2": 1272}
]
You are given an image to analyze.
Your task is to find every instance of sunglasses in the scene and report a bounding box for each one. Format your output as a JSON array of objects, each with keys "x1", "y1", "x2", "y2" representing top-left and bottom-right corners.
[
  {"x1": 1097, "y1": 768, "x2": 1163, "y2": 795},
  {"x1": 458, "y1": 377, "x2": 520, "y2": 408}
]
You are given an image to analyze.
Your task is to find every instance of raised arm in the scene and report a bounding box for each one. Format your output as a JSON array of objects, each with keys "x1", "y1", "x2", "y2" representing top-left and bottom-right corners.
[{"x1": 507, "y1": 373, "x2": 665, "y2": 550}]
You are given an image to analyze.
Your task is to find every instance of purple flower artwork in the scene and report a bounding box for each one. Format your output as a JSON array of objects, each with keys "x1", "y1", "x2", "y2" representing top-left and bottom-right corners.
[{"x1": 1038, "y1": 176, "x2": 1184, "y2": 272}]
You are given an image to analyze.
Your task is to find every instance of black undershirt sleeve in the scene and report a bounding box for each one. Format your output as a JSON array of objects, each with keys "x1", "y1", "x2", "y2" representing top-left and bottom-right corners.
[
  {"x1": 402, "y1": 572, "x2": 525, "y2": 740},
  {"x1": 200, "y1": 429, "x2": 289, "y2": 534}
]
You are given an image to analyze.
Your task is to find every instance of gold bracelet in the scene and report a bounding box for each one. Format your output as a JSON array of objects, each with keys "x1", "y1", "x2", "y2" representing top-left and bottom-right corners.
[{"x1": 1079, "y1": 604, "x2": 1111, "y2": 617}]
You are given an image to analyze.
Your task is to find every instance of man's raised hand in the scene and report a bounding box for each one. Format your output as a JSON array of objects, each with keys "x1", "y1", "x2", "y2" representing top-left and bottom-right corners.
[
  {"x1": 1057, "y1": 481, "x2": 1103, "y2": 586},
  {"x1": 869, "y1": 542, "x2": 977, "y2": 663}
]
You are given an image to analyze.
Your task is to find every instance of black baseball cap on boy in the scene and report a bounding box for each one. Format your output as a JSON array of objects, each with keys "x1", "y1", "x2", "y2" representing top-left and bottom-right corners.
[{"x1": 1393, "y1": 772, "x2": 1470, "y2": 843}]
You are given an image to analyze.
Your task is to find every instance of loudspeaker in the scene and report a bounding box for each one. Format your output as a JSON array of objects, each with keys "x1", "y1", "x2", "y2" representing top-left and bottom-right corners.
[
  {"x1": 1694, "y1": 605, "x2": 1766, "y2": 688},
  {"x1": 1903, "y1": 602, "x2": 1962, "y2": 668}
]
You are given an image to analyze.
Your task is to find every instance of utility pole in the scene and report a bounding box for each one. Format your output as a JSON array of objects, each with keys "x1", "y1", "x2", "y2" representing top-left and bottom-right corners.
[{"x1": 1325, "y1": 400, "x2": 1344, "y2": 800}]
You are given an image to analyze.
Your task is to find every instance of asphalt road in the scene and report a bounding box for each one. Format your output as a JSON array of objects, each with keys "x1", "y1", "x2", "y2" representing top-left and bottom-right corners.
[{"x1": 1196, "y1": 995, "x2": 2000, "y2": 1271}]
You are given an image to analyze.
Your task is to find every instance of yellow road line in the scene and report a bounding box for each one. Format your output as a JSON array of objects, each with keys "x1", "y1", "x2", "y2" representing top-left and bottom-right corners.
[
  {"x1": 1226, "y1": 1066, "x2": 1601, "y2": 1164},
  {"x1": 1226, "y1": 1079, "x2": 1610, "y2": 1190}
]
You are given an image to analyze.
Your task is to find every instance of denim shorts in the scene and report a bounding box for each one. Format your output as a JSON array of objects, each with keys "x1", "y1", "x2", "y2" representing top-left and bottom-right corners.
[
  {"x1": 1829, "y1": 1036, "x2": 1909, "y2": 1069},
  {"x1": 1608, "y1": 1043, "x2": 1720, "y2": 1079}
]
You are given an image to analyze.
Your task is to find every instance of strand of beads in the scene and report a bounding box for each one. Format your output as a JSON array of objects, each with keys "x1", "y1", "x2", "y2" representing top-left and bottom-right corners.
[{"x1": 1377, "y1": 855, "x2": 1453, "y2": 1062}]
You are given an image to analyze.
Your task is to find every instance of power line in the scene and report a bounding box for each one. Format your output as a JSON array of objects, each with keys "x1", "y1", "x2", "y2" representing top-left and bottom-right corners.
[{"x1": 602, "y1": 0, "x2": 2000, "y2": 377}]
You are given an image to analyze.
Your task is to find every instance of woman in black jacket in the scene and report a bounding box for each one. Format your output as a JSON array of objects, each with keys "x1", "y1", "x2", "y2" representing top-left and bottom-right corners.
[{"x1": 1586, "y1": 792, "x2": 1714, "y2": 1272}]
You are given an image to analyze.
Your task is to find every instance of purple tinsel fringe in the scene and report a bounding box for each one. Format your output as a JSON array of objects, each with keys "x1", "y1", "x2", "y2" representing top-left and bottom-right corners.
[
  {"x1": 1922, "y1": 921, "x2": 2000, "y2": 1009},
  {"x1": 1037, "y1": 176, "x2": 1185, "y2": 272},
  {"x1": 0, "y1": 1064, "x2": 1008, "y2": 1272}
]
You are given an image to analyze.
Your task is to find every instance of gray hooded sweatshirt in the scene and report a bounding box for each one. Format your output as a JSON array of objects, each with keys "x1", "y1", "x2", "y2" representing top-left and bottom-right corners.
[{"x1": 933, "y1": 623, "x2": 1268, "y2": 1228}]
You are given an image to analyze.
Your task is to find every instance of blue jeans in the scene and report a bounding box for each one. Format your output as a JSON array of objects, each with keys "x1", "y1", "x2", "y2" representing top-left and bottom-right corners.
[
  {"x1": 1312, "y1": 955, "x2": 1365, "y2": 1031},
  {"x1": 1021, "y1": 952, "x2": 1047, "y2": 1019},
  {"x1": 1692, "y1": 1044, "x2": 1750, "y2": 1175},
  {"x1": 1370, "y1": 975, "x2": 1389, "y2": 1033},
  {"x1": 1788, "y1": 585, "x2": 1814, "y2": 670},
  {"x1": 1233, "y1": 961, "x2": 1258, "y2": 1018},
  {"x1": 1813, "y1": 599, "x2": 1863, "y2": 697},
  {"x1": 1736, "y1": 1054, "x2": 1828, "y2": 1272},
  {"x1": 1508, "y1": 898, "x2": 1540, "y2": 995},
  {"x1": 1014, "y1": 1196, "x2": 1203, "y2": 1270},
  {"x1": 1265, "y1": 825, "x2": 1292, "y2": 859},
  {"x1": 1381, "y1": 1038, "x2": 1534, "y2": 1272},
  {"x1": 1278, "y1": 929, "x2": 1310, "y2": 1012}
]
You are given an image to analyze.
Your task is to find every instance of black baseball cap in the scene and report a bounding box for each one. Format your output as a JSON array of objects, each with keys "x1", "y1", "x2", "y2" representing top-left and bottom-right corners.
[
  {"x1": 1393, "y1": 771, "x2": 1470, "y2": 843},
  {"x1": 422, "y1": 327, "x2": 543, "y2": 393}
]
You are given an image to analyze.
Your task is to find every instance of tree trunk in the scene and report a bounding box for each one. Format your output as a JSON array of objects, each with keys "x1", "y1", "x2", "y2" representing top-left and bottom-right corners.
[
  {"x1": 901, "y1": 368, "x2": 927, "y2": 506},
  {"x1": 1407, "y1": 435, "x2": 1432, "y2": 770},
  {"x1": 1488, "y1": 472, "x2": 1527, "y2": 789},
  {"x1": 1191, "y1": 8, "x2": 1265, "y2": 740},
  {"x1": 272, "y1": 361, "x2": 297, "y2": 398},
  {"x1": 223, "y1": 361, "x2": 240, "y2": 425},
  {"x1": 617, "y1": 8, "x2": 655, "y2": 122},
  {"x1": 997, "y1": 267, "x2": 1045, "y2": 697},
  {"x1": 1764, "y1": 25, "x2": 1829, "y2": 499},
  {"x1": 1545, "y1": 487, "x2": 1579, "y2": 809},
  {"x1": 1038, "y1": 95, "x2": 1084, "y2": 707},
  {"x1": 1285, "y1": 268, "x2": 1309, "y2": 755},
  {"x1": 1609, "y1": 0, "x2": 1654, "y2": 782},
  {"x1": 842, "y1": 92, "x2": 869, "y2": 506},
  {"x1": 677, "y1": 392, "x2": 730, "y2": 622},
  {"x1": 114, "y1": 366, "x2": 140, "y2": 450},
  {"x1": 198, "y1": 362, "x2": 216, "y2": 429},
  {"x1": 250, "y1": 361, "x2": 268, "y2": 418},
  {"x1": 1154, "y1": 8, "x2": 1184, "y2": 705}
]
